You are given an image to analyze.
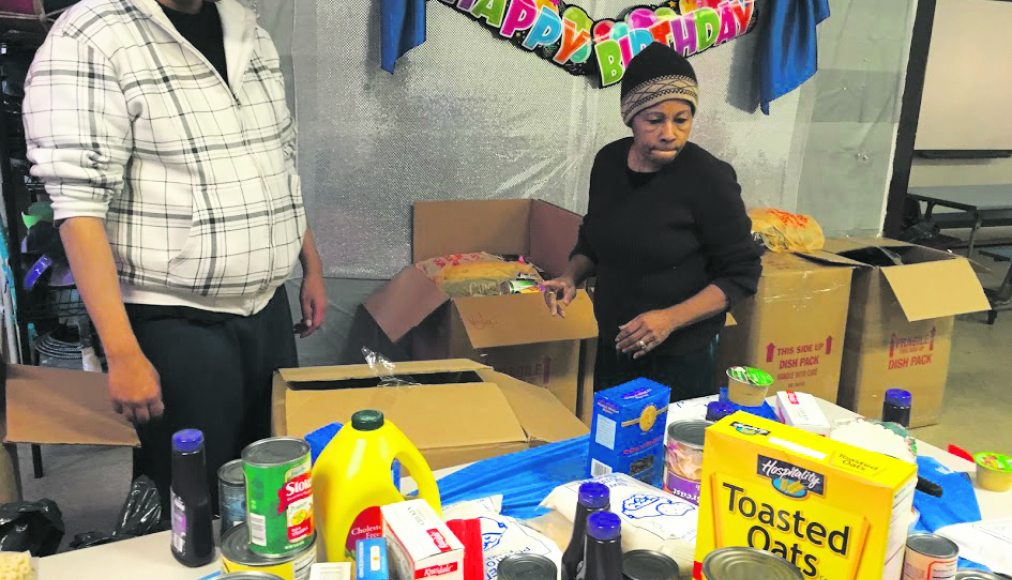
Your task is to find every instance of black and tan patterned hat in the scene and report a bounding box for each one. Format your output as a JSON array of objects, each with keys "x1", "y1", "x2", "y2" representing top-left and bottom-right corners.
[{"x1": 620, "y1": 42, "x2": 698, "y2": 126}]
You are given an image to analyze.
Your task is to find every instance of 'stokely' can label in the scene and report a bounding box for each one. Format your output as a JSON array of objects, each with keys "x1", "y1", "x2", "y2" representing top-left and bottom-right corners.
[{"x1": 243, "y1": 438, "x2": 314, "y2": 557}]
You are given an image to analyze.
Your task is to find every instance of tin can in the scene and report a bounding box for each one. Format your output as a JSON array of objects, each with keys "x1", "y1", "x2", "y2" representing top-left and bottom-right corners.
[
  {"x1": 219, "y1": 458, "x2": 247, "y2": 536},
  {"x1": 220, "y1": 573, "x2": 285, "y2": 580},
  {"x1": 242, "y1": 437, "x2": 314, "y2": 556},
  {"x1": 222, "y1": 523, "x2": 317, "y2": 580},
  {"x1": 500, "y1": 278, "x2": 542, "y2": 295},
  {"x1": 497, "y1": 554, "x2": 558, "y2": 580},
  {"x1": 903, "y1": 533, "x2": 959, "y2": 580},
  {"x1": 702, "y1": 547, "x2": 804, "y2": 580},
  {"x1": 725, "y1": 366, "x2": 773, "y2": 407},
  {"x1": 954, "y1": 571, "x2": 1002, "y2": 580},
  {"x1": 664, "y1": 420, "x2": 710, "y2": 505},
  {"x1": 622, "y1": 550, "x2": 679, "y2": 579}
]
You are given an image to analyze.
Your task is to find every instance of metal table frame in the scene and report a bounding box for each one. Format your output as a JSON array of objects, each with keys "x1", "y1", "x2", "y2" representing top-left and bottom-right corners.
[{"x1": 909, "y1": 185, "x2": 1012, "y2": 256}]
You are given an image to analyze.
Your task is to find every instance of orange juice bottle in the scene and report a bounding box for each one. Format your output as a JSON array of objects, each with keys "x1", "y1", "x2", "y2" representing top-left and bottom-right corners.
[{"x1": 312, "y1": 409, "x2": 440, "y2": 562}]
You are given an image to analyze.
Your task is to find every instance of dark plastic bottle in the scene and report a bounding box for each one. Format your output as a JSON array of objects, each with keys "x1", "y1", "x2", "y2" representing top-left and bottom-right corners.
[
  {"x1": 882, "y1": 388, "x2": 912, "y2": 428},
  {"x1": 170, "y1": 429, "x2": 214, "y2": 567},
  {"x1": 562, "y1": 482, "x2": 610, "y2": 580},
  {"x1": 583, "y1": 512, "x2": 623, "y2": 580}
]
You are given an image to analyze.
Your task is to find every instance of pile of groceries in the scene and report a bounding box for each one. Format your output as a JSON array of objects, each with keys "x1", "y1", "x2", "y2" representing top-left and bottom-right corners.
[{"x1": 164, "y1": 365, "x2": 1010, "y2": 580}]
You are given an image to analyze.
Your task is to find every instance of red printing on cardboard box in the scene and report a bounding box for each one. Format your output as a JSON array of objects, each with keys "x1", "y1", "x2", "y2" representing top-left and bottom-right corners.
[{"x1": 415, "y1": 562, "x2": 459, "y2": 578}]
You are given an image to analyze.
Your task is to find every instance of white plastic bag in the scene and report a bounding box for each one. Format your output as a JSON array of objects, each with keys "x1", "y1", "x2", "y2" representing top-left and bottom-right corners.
[
  {"x1": 538, "y1": 473, "x2": 698, "y2": 573},
  {"x1": 444, "y1": 497, "x2": 563, "y2": 580}
]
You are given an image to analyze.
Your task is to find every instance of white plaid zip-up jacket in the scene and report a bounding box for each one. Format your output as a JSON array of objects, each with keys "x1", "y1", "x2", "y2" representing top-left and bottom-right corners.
[{"x1": 23, "y1": 0, "x2": 306, "y2": 314}]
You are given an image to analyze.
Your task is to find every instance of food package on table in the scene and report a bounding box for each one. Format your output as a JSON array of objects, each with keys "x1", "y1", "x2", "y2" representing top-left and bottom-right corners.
[
  {"x1": 444, "y1": 496, "x2": 562, "y2": 580},
  {"x1": 749, "y1": 207, "x2": 825, "y2": 253},
  {"x1": 536, "y1": 473, "x2": 697, "y2": 573},
  {"x1": 416, "y1": 253, "x2": 543, "y2": 298}
]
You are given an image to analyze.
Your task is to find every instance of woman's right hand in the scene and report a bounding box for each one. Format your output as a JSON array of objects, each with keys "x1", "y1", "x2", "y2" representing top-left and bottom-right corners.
[
  {"x1": 107, "y1": 350, "x2": 164, "y2": 424},
  {"x1": 543, "y1": 276, "x2": 577, "y2": 317}
]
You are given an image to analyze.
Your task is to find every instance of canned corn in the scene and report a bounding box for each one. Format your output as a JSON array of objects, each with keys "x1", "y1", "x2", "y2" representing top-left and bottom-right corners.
[{"x1": 242, "y1": 437, "x2": 314, "y2": 556}]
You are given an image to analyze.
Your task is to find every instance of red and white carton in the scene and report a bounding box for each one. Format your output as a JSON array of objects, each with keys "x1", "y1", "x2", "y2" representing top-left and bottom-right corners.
[
  {"x1": 381, "y1": 500, "x2": 464, "y2": 580},
  {"x1": 775, "y1": 390, "x2": 832, "y2": 435}
]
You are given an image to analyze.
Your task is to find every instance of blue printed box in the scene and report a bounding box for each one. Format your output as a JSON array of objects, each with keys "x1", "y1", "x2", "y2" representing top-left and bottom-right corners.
[
  {"x1": 356, "y1": 538, "x2": 390, "y2": 580},
  {"x1": 588, "y1": 378, "x2": 670, "y2": 487}
]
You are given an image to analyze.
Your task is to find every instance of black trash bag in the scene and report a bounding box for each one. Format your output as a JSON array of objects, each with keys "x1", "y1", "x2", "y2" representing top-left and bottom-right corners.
[
  {"x1": 0, "y1": 499, "x2": 65, "y2": 556},
  {"x1": 70, "y1": 476, "x2": 164, "y2": 550}
]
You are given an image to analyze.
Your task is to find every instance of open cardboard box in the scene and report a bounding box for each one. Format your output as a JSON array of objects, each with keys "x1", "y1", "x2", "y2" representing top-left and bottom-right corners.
[
  {"x1": 718, "y1": 252, "x2": 855, "y2": 402},
  {"x1": 271, "y1": 359, "x2": 589, "y2": 470},
  {"x1": 810, "y1": 238, "x2": 990, "y2": 427},
  {"x1": 364, "y1": 200, "x2": 599, "y2": 416}
]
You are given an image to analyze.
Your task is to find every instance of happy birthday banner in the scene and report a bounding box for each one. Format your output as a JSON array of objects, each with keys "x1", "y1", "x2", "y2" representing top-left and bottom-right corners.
[{"x1": 438, "y1": 0, "x2": 758, "y2": 87}]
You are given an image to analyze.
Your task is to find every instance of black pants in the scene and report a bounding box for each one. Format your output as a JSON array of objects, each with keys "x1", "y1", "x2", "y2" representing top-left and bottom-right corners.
[
  {"x1": 127, "y1": 287, "x2": 298, "y2": 515},
  {"x1": 594, "y1": 335, "x2": 719, "y2": 402}
]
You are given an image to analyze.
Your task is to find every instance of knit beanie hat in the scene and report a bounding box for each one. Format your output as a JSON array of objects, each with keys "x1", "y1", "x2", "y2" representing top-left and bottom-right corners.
[{"x1": 620, "y1": 42, "x2": 699, "y2": 126}]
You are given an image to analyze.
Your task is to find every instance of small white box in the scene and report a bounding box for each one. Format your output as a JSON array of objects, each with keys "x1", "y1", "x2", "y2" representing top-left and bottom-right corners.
[
  {"x1": 775, "y1": 390, "x2": 832, "y2": 435},
  {"x1": 310, "y1": 563, "x2": 352, "y2": 580},
  {"x1": 381, "y1": 500, "x2": 464, "y2": 580}
]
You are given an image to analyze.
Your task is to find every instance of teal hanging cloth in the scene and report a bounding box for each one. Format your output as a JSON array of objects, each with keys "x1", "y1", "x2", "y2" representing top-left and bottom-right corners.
[
  {"x1": 757, "y1": 0, "x2": 831, "y2": 114},
  {"x1": 381, "y1": 0, "x2": 427, "y2": 73}
]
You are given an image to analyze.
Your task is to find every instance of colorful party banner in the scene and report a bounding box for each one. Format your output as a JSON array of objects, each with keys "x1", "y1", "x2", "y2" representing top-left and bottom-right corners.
[{"x1": 439, "y1": 0, "x2": 758, "y2": 87}]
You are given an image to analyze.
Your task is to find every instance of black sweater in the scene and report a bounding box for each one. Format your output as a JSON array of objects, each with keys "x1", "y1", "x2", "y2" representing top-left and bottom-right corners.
[{"x1": 572, "y1": 138, "x2": 761, "y2": 355}]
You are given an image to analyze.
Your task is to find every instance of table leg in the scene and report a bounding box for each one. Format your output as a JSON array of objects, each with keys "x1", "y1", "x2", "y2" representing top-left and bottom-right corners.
[
  {"x1": 924, "y1": 201, "x2": 936, "y2": 220},
  {"x1": 31, "y1": 445, "x2": 43, "y2": 479},
  {"x1": 967, "y1": 212, "x2": 983, "y2": 257},
  {"x1": 997, "y1": 261, "x2": 1012, "y2": 303}
]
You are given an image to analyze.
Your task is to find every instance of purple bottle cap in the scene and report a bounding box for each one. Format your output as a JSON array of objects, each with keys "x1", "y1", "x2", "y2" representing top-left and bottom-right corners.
[
  {"x1": 587, "y1": 512, "x2": 621, "y2": 542},
  {"x1": 172, "y1": 429, "x2": 204, "y2": 453},
  {"x1": 706, "y1": 401, "x2": 735, "y2": 421},
  {"x1": 578, "y1": 482, "x2": 610, "y2": 509},
  {"x1": 885, "y1": 389, "x2": 912, "y2": 407}
]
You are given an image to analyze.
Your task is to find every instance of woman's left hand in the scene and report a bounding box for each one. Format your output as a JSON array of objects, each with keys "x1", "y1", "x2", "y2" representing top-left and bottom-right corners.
[{"x1": 616, "y1": 309, "x2": 680, "y2": 359}]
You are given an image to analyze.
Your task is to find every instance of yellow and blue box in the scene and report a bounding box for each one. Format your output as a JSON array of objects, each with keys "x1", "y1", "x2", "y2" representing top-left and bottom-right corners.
[
  {"x1": 355, "y1": 538, "x2": 389, "y2": 580},
  {"x1": 693, "y1": 412, "x2": 917, "y2": 580},
  {"x1": 588, "y1": 378, "x2": 670, "y2": 487}
]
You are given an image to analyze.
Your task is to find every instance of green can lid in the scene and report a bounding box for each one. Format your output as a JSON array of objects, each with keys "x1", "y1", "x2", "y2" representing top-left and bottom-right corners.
[
  {"x1": 974, "y1": 452, "x2": 1012, "y2": 473},
  {"x1": 726, "y1": 366, "x2": 774, "y2": 387},
  {"x1": 352, "y1": 410, "x2": 385, "y2": 431}
]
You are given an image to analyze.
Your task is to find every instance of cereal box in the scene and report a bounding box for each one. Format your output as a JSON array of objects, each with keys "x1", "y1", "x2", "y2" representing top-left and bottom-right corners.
[
  {"x1": 588, "y1": 378, "x2": 670, "y2": 487},
  {"x1": 693, "y1": 412, "x2": 916, "y2": 580}
]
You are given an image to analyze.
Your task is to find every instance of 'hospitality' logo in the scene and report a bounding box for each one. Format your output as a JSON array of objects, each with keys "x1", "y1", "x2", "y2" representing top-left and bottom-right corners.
[{"x1": 757, "y1": 455, "x2": 825, "y2": 498}]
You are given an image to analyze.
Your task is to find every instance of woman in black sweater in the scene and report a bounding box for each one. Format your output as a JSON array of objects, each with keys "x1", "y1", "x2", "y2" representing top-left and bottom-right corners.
[{"x1": 544, "y1": 43, "x2": 761, "y2": 401}]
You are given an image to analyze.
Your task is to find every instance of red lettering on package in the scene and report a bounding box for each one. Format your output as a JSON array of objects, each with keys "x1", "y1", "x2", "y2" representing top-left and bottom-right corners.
[
  {"x1": 768, "y1": 338, "x2": 830, "y2": 388},
  {"x1": 415, "y1": 563, "x2": 459, "y2": 578},
  {"x1": 278, "y1": 473, "x2": 311, "y2": 513},
  {"x1": 427, "y1": 529, "x2": 451, "y2": 552}
]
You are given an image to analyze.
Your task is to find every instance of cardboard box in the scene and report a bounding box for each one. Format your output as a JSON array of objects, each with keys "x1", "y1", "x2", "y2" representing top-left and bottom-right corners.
[
  {"x1": 774, "y1": 390, "x2": 832, "y2": 436},
  {"x1": 382, "y1": 500, "x2": 464, "y2": 580},
  {"x1": 271, "y1": 359, "x2": 588, "y2": 470},
  {"x1": 718, "y1": 252, "x2": 855, "y2": 402},
  {"x1": 817, "y1": 238, "x2": 990, "y2": 427},
  {"x1": 3, "y1": 364, "x2": 139, "y2": 447},
  {"x1": 694, "y1": 412, "x2": 917, "y2": 580},
  {"x1": 588, "y1": 378, "x2": 670, "y2": 488},
  {"x1": 364, "y1": 200, "x2": 599, "y2": 416}
]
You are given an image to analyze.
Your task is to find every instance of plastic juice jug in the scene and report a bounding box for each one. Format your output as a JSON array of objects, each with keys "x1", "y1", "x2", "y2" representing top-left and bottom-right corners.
[{"x1": 312, "y1": 409, "x2": 440, "y2": 562}]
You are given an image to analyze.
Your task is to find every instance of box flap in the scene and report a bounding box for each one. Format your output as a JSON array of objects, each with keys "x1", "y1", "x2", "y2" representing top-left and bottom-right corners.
[
  {"x1": 454, "y1": 291, "x2": 598, "y2": 349},
  {"x1": 881, "y1": 258, "x2": 991, "y2": 321},
  {"x1": 364, "y1": 266, "x2": 449, "y2": 342},
  {"x1": 822, "y1": 237, "x2": 912, "y2": 254},
  {"x1": 4, "y1": 365, "x2": 139, "y2": 446},
  {"x1": 795, "y1": 250, "x2": 867, "y2": 268},
  {"x1": 480, "y1": 369, "x2": 589, "y2": 443},
  {"x1": 413, "y1": 200, "x2": 532, "y2": 263},
  {"x1": 281, "y1": 383, "x2": 528, "y2": 450},
  {"x1": 278, "y1": 359, "x2": 489, "y2": 383},
  {"x1": 529, "y1": 200, "x2": 582, "y2": 277}
]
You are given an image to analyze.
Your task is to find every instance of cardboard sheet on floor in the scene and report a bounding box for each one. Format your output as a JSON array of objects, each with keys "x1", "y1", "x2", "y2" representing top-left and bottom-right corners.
[{"x1": 4, "y1": 365, "x2": 139, "y2": 446}]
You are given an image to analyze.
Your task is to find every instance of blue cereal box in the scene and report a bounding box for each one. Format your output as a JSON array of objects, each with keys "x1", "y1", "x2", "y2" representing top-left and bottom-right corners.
[
  {"x1": 355, "y1": 538, "x2": 390, "y2": 580},
  {"x1": 588, "y1": 378, "x2": 670, "y2": 487}
]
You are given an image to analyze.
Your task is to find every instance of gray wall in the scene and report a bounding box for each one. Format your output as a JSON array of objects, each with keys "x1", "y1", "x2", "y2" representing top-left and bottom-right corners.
[{"x1": 258, "y1": 0, "x2": 918, "y2": 365}]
